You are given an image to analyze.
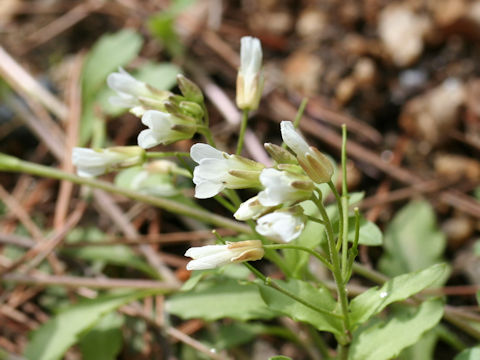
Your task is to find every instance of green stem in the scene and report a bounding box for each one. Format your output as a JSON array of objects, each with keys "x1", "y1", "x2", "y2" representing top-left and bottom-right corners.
[
  {"x1": 197, "y1": 127, "x2": 216, "y2": 147},
  {"x1": 263, "y1": 244, "x2": 333, "y2": 271},
  {"x1": 312, "y1": 193, "x2": 351, "y2": 339},
  {"x1": 340, "y1": 125, "x2": 349, "y2": 279},
  {"x1": 293, "y1": 98, "x2": 308, "y2": 128},
  {"x1": 214, "y1": 195, "x2": 236, "y2": 213},
  {"x1": 202, "y1": 103, "x2": 210, "y2": 128},
  {"x1": 146, "y1": 152, "x2": 190, "y2": 159},
  {"x1": 327, "y1": 181, "x2": 344, "y2": 251},
  {"x1": 243, "y1": 263, "x2": 344, "y2": 320},
  {"x1": 236, "y1": 109, "x2": 249, "y2": 155},
  {"x1": 306, "y1": 215, "x2": 326, "y2": 225},
  {"x1": 0, "y1": 153, "x2": 250, "y2": 234}
]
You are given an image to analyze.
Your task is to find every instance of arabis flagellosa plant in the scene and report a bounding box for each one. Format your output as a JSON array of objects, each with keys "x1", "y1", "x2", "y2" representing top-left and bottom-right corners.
[
  {"x1": 236, "y1": 36, "x2": 263, "y2": 111},
  {"x1": 185, "y1": 240, "x2": 264, "y2": 270},
  {"x1": 72, "y1": 146, "x2": 145, "y2": 178},
  {"x1": 281, "y1": 121, "x2": 334, "y2": 184},
  {"x1": 190, "y1": 143, "x2": 265, "y2": 199}
]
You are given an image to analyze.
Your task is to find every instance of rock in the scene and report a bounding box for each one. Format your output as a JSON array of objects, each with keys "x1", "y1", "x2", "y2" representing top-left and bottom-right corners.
[
  {"x1": 434, "y1": 154, "x2": 480, "y2": 182},
  {"x1": 283, "y1": 51, "x2": 323, "y2": 95},
  {"x1": 400, "y1": 78, "x2": 465, "y2": 146},
  {"x1": 378, "y1": 4, "x2": 432, "y2": 66}
]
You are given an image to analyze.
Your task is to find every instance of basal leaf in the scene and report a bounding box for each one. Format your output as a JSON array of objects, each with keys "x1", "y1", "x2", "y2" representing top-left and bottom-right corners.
[
  {"x1": 257, "y1": 278, "x2": 343, "y2": 337},
  {"x1": 349, "y1": 299, "x2": 444, "y2": 360},
  {"x1": 166, "y1": 277, "x2": 275, "y2": 321},
  {"x1": 454, "y1": 346, "x2": 480, "y2": 360},
  {"x1": 350, "y1": 263, "x2": 447, "y2": 326},
  {"x1": 25, "y1": 290, "x2": 159, "y2": 360},
  {"x1": 79, "y1": 312, "x2": 124, "y2": 360},
  {"x1": 379, "y1": 200, "x2": 446, "y2": 277}
]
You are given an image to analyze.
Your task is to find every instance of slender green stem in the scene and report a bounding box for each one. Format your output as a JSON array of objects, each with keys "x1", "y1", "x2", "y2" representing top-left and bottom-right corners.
[
  {"x1": 243, "y1": 263, "x2": 344, "y2": 320},
  {"x1": 214, "y1": 195, "x2": 236, "y2": 213},
  {"x1": 340, "y1": 125, "x2": 349, "y2": 278},
  {"x1": 293, "y1": 98, "x2": 308, "y2": 128},
  {"x1": 146, "y1": 152, "x2": 190, "y2": 159},
  {"x1": 236, "y1": 109, "x2": 249, "y2": 155},
  {"x1": 337, "y1": 344, "x2": 348, "y2": 360},
  {"x1": 198, "y1": 128, "x2": 216, "y2": 147},
  {"x1": 306, "y1": 215, "x2": 326, "y2": 225},
  {"x1": 201, "y1": 103, "x2": 210, "y2": 128},
  {"x1": 327, "y1": 181, "x2": 344, "y2": 251},
  {"x1": 312, "y1": 193, "x2": 351, "y2": 337},
  {"x1": 263, "y1": 244, "x2": 333, "y2": 271},
  {"x1": 0, "y1": 153, "x2": 250, "y2": 234}
]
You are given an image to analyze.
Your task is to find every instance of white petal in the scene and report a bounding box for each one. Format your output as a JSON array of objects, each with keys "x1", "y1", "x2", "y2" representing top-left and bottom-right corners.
[
  {"x1": 194, "y1": 181, "x2": 224, "y2": 199},
  {"x1": 138, "y1": 129, "x2": 160, "y2": 149},
  {"x1": 280, "y1": 121, "x2": 309, "y2": 156},
  {"x1": 107, "y1": 69, "x2": 148, "y2": 96},
  {"x1": 190, "y1": 143, "x2": 224, "y2": 163},
  {"x1": 141, "y1": 110, "x2": 172, "y2": 131},
  {"x1": 185, "y1": 244, "x2": 226, "y2": 258},
  {"x1": 193, "y1": 159, "x2": 229, "y2": 180}
]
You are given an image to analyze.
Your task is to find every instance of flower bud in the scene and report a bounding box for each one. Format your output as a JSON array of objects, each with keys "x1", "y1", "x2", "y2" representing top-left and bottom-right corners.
[
  {"x1": 280, "y1": 121, "x2": 333, "y2": 183},
  {"x1": 264, "y1": 143, "x2": 297, "y2": 164},
  {"x1": 177, "y1": 74, "x2": 204, "y2": 104},
  {"x1": 72, "y1": 146, "x2": 145, "y2": 177},
  {"x1": 236, "y1": 36, "x2": 263, "y2": 111},
  {"x1": 185, "y1": 240, "x2": 264, "y2": 270},
  {"x1": 234, "y1": 195, "x2": 274, "y2": 220}
]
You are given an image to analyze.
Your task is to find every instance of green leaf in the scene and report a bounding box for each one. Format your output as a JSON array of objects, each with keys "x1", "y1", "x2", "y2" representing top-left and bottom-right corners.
[
  {"x1": 63, "y1": 245, "x2": 159, "y2": 278},
  {"x1": 258, "y1": 278, "x2": 343, "y2": 337},
  {"x1": 454, "y1": 346, "x2": 480, "y2": 360},
  {"x1": 166, "y1": 277, "x2": 275, "y2": 321},
  {"x1": 80, "y1": 29, "x2": 143, "y2": 144},
  {"x1": 82, "y1": 29, "x2": 143, "y2": 101},
  {"x1": 79, "y1": 312, "x2": 124, "y2": 360},
  {"x1": 25, "y1": 290, "x2": 160, "y2": 360},
  {"x1": 398, "y1": 327, "x2": 438, "y2": 360},
  {"x1": 349, "y1": 299, "x2": 444, "y2": 360},
  {"x1": 379, "y1": 200, "x2": 446, "y2": 277},
  {"x1": 64, "y1": 227, "x2": 158, "y2": 278},
  {"x1": 350, "y1": 263, "x2": 448, "y2": 326}
]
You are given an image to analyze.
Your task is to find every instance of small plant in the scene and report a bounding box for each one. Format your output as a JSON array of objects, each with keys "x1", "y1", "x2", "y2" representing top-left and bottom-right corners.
[{"x1": 0, "y1": 36, "x2": 466, "y2": 360}]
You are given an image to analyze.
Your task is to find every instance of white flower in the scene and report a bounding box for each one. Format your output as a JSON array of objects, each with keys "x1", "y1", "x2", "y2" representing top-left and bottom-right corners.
[
  {"x1": 258, "y1": 168, "x2": 314, "y2": 206},
  {"x1": 280, "y1": 121, "x2": 334, "y2": 184},
  {"x1": 191, "y1": 143, "x2": 264, "y2": 199},
  {"x1": 72, "y1": 146, "x2": 144, "y2": 177},
  {"x1": 138, "y1": 110, "x2": 196, "y2": 149},
  {"x1": 256, "y1": 210, "x2": 305, "y2": 242},
  {"x1": 185, "y1": 240, "x2": 264, "y2": 270},
  {"x1": 107, "y1": 68, "x2": 170, "y2": 116},
  {"x1": 234, "y1": 195, "x2": 273, "y2": 221},
  {"x1": 236, "y1": 36, "x2": 263, "y2": 110}
]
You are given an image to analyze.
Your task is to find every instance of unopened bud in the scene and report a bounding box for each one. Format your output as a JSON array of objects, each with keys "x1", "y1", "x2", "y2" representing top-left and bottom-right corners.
[
  {"x1": 177, "y1": 74, "x2": 204, "y2": 104},
  {"x1": 264, "y1": 143, "x2": 297, "y2": 164}
]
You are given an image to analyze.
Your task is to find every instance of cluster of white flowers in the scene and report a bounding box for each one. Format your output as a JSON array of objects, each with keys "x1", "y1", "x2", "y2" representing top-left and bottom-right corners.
[
  {"x1": 71, "y1": 35, "x2": 334, "y2": 272},
  {"x1": 190, "y1": 120, "x2": 333, "y2": 244}
]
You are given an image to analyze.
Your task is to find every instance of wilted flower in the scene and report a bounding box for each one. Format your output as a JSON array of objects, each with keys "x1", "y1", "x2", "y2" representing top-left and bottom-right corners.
[
  {"x1": 138, "y1": 110, "x2": 196, "y2": 149},
  {"x1": 185, "y1": 240, "x2": 264, "y2": 270},
  {"x1": 258, "y1": 168, "x2": 314, "y2": 206},
  {"x1": 72, "y1": 146, "x2": 145, "y2": 177},
  {"x1": 256, "y1": 207, "x2": 306, "y2": 242},
  {"x1": 107, "y1": 68, "x2": 170, "y2": 116},
  {"x1": 236, "y1": 36, "x2": 263, "y2": 110},
  {"x1": 191, "y1": 144, "x2": 265, "y2": 199},
  {"x1": 234, "y1": 195, "x2": 273, "y2": 221},
  {"x1": 280, "y1": 121, "x2": 334, "y2": 184}
]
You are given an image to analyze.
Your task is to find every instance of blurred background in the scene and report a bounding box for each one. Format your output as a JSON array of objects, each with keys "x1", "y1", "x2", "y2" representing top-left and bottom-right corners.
[{"x1": 1, "y1": 0, "x2": 480, "y2": 359}]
